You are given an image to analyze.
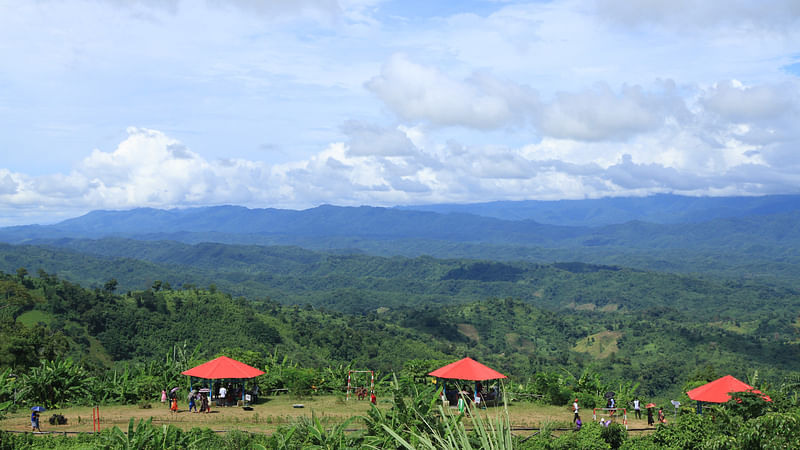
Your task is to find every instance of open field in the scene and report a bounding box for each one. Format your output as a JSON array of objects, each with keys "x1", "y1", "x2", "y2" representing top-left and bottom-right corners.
[{"x1": 2, "y1": 396, "x2": 654, "y2": 435}]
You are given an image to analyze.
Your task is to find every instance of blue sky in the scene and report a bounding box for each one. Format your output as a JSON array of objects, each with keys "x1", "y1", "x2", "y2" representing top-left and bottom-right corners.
[{"x1": 1, "y1": 0, "x2": 799, "y2": 225}]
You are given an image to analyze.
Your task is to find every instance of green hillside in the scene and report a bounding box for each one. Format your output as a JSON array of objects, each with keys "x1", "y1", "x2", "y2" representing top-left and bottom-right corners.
[
  {"x1": 2, "y1": 261, "x2": 800, "y2": 401},
  {"x1": 2, "y1": 241, "x2": 798, "y2": 319}
]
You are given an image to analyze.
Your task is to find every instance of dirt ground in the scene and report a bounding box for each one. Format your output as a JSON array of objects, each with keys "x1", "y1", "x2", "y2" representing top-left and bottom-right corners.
[{"x1": 1, "y1": 396, "x2": 655, "y2": 435}]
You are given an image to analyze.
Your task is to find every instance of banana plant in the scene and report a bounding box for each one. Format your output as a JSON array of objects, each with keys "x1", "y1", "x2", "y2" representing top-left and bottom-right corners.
[{"x1": 20, "y1": 359, "x2": 93, "y2": 408}]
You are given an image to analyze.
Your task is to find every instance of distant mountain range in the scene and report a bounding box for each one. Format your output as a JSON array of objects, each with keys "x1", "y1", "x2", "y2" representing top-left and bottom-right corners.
[
  {"x1": 1, "y1": 195, "x2": 799, "y2": 248},
  {"x1": 1, "y1": 194, "x2": 799, "y2": 285},
  {"x1": 399, "y1": 194, "x2": 800, "y2": 226}
]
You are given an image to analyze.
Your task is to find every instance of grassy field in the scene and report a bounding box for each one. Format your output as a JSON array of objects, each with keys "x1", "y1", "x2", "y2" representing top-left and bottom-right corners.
[{"x1": 1, "y1": 396, "x2": 655, "y2": 435}]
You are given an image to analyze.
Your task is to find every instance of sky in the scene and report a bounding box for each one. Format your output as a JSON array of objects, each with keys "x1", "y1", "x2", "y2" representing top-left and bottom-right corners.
[{"x1": 1, "y1": 0, "x2": 800, "y2": 226}]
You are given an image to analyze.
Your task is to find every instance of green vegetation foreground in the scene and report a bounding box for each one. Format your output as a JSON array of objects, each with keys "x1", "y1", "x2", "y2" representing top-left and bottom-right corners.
[{"x1": 2, "y1": 386, "x2": 800, "y2": 449}]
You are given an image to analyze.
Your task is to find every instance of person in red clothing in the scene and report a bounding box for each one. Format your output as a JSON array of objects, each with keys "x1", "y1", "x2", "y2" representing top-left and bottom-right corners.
[{"x1": 370, "y1": 392, "x2": 377, "y2": 405}]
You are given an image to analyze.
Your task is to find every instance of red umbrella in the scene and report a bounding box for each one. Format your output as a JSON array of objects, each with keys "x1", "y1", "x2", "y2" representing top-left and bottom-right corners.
[{"x1": 646, "y1": 403, "x2": 656, "y2": 408}]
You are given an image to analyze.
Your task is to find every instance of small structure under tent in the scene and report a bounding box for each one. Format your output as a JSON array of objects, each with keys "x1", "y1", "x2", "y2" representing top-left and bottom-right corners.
[
  {"x1": 182, "y1": 356, "x2": 265, "y2": 406},
  {"x1": 428, "y1": 357, "x2": 507, "y2": 409}
]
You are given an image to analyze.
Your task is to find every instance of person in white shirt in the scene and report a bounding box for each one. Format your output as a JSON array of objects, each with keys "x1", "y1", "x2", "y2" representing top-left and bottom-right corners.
[
  {"x1": 573, "y1": 398, "x2": 579, "y2": 423},
  {"x1": 219, "y1": 386, "x2": 227, "y2": 406},
  {"x1": 633, "y1": 398, "x2": 641, "y2": 419}
]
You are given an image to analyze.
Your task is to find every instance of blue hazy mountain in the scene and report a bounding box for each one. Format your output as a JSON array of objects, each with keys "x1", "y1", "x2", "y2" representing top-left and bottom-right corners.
[
  {"x1": 398, "y1": 194, "x2": 800, "y2": 226},
  {"x1": 0, "y1": 194, "x2": 798, "y2": 252}
]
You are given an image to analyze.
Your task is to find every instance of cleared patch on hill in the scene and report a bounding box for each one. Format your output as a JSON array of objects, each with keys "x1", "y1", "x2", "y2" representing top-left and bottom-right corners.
[
  {"x1": 16, "y1": 309, "x2": 54, "y2": 326},
  {"x1": 573, "y1": 330, "x2": 622, "y2": 359},
  {"x1": 457, "y1": 323, "x2": 480, "y2": 342},
  {"x1": 506, "y1": 332, "x2": 535, "y2": 352},
  {"x1": 710, "y1": 320, "x2": 758, "y2": 335}
]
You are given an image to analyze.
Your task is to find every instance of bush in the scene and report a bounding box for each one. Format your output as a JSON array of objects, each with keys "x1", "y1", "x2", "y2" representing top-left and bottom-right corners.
[{"x1": 48, "y1": 414, "x2": 67, "y2": 425}]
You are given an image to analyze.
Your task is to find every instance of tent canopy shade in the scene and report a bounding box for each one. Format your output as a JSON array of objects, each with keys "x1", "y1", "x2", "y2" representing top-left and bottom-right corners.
[
  {"x1": 686, "y1": 375, "x2": 771, "y2": 403},
  {"x1": 428, "y1": 357, "x2": 507, "y2": 381},
  {"x1": 181, "y1": 356, "x2": 265, "y2": 380}
]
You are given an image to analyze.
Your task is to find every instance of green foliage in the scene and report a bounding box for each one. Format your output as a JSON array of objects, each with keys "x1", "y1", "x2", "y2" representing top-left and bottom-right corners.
[
  {"x1": 100, "y1": 417, "x2": 210, "y2": 450},
  {"x1": 282, "y1": 367, "x2": 320, "y2": 398},
  {"x1": 20, "y1": 359, "x2": 92, "y2": 408},
  {"x1": 736, "y1": 410, "x2": 800, "y2": 449},
  {"x1": 541, "y1": 420, "x2": 612, "y2": 450},
  {"x1": 363, "y1": 375, "x2": 447, "y2": 449}
]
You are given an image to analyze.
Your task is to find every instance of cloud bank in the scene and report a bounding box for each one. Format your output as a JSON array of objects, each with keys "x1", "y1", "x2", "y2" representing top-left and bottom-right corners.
[{"x1": 1, "y1": 0, "x2": 800, "y2": 226}]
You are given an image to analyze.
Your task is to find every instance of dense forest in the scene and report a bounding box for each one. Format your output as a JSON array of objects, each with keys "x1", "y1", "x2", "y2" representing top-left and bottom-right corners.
[{"x1": 2, "y1": 262, "x2": 799, "y2": 402}]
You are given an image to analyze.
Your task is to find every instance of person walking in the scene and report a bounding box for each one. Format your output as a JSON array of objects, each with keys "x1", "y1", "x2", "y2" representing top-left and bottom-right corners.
[
  {"x1": 188, "y1": 390, "x2": 197, "y2": 412},
  {"x1": 31, "y1": 411, "x2": 41, "y2": 432},
  {"x1": 647, "y1": 407, "x2": 654, "y2": 426},
  {"x1": 161, "y1": 389, "x2": 167, "y2": 405},
  {"x1": 572, "y1": 398, "x2": 579, "y2": 423},
  {"x1": 633, "y1": 398, "x2": 641, "y2": 420}
]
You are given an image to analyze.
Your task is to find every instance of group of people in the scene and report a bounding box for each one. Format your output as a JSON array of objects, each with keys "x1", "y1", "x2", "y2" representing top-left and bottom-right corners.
[
  {"x1": 441, "y1": 381, "x2": 500, "y2": 411},
  {"x1": 572, "y1": 397, "x2": 668, "y2": 430},
  {"x1": 354, "y1": 387, "x2": 377, "y2": 404},
  {"x1": 160, "y1": 388, "x2": 211, "y2": 413},
  {"x1": 187, "y1": 390, "x2": 211, "y2": 413}
]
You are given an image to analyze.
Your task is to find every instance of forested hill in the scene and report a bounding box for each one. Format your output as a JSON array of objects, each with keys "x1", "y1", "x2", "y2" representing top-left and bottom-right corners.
[
  {"x1": 3, "y1": 208, "x2": 800, "y2": 285},
  {"x1": 3, "y1": 270, "x2": 800, "y2": 400},
  {"x1": 1, "y1": 240, "x2": 798, "y2": 322}
]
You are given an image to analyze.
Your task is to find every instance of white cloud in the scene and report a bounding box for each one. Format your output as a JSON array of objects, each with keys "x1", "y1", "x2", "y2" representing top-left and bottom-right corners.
[
  {"x1": 536, "y1": 82, "x2": 687, "y2": 141},
  {"x1": 701, "y1": 80, "x2": 796, "y2": 122},
  {"x1": 0, "y1": 172, "x2": 19, "y2": 195},
  {"x1": 341, "y1": 121, "x2": 418, "y2": 157},
  {"x1": 365, "y1": 54, "x2": 538, "y2": 129},
  {"x1": 594, "y1": 0, "x2": 800, "y2": 31}
]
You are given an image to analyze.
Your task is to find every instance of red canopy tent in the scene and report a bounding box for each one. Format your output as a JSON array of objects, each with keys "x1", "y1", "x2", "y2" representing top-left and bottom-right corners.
[
  {"x1": 182, "y1": 356, "x2": 265, "y2": 379},
  {"x1": 428, "y1": 357, "x2": 507, "y2": 381},
  {"x1": 182, "y1": 356, "x2": 265, "y2": 405},
  {"x1": 429, "y1": 357, "x2": 506, "y2": 407},
  {"x1": 687, "y1": 375, "x2": 771, "y2": 404}
]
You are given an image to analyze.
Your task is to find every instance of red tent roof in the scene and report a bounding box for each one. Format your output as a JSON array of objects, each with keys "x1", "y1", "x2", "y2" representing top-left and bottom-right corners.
[
  {"x1": 428, "y1": 357, "x2": 507, "y2": 381},
  {"x1": 181, "y1": 356, "x2": 265, "y2": 380},
  {"x1": 687, "y1": 375, "x2": 771, "y2": 403}
]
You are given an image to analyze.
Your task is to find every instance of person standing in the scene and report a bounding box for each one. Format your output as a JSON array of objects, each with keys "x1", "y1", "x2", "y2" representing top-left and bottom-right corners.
[
  {"x1": 161, "y1": 389, "x2": 167, "y2": 405},
  {"x1": 647, "y1": 407, "x2": 654, "y2": 426},
  {"x1": 201, "y1": 392, "x2": 210, "y2": 413},
  {"x1": 219, "y1": 385, "x2": 227, "y2": 406},
  {"x1": 658, "y1": 407, "x2": 666, "y2": 424},
  {"x1": 572, "y1": 398, "x2": 579, "y2": 423},
  {"x1": 633, "y1": 398, "x2": 641, "y2": 420},
  {"x1": 170, "y1": 396, "x2": 178, "y2": 413},
  {"x1": 370, "y1": 391, "x2": 377, "y2": 405}
]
